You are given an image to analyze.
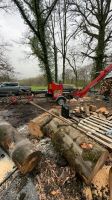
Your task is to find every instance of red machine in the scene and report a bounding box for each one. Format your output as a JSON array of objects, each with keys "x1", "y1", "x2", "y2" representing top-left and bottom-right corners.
[
  {"x1": 47, "y1": 82, "x2": 66, "y2": 105},
  {"x1": 47, "y1": 64, "x2": 112, "y2": 104},
  {"x1": 72, "y1": 63, "x2": 112, "y2": 98}
]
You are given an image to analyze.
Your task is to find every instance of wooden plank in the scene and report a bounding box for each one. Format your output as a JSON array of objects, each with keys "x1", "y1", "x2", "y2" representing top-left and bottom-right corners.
[
  {"x1": 91, "y1": 131, "x2": 112, "y2": 143},
  {"x1": 90, "y1": 116, "x2": 112, "y2": 127},
  {"x1": 86, "y1": 118, "x2": 111, "y2": 129},
  {"x1": 77, "y1": 126, "x2": 112, "y2": 149},
  {"x1": 78, "y1": 123, "x2": 112, "y2": 144},
  {"x1": 78, "y1": 123, "x2": 97, "y2": 134},
  {"x1": 80, "y1": 121, "x2": 105, "y2": 134},
  {"x1": 86, "y1": 133, "x2": 112, "y2": 149},
  {"x1": 92, "y1": 116, "x2": 112, "y2": 125},
  {"x1": 82, "y1": 119, "x2": 110, "y2": 132},
  {"x1": 107, "y1": 116, "x2": 112, "y2": 121}
]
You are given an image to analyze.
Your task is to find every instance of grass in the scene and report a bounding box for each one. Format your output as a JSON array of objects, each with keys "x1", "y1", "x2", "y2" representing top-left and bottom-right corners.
[{"x1": 31, "y1": 85, "x2": 47, "y2": 91}]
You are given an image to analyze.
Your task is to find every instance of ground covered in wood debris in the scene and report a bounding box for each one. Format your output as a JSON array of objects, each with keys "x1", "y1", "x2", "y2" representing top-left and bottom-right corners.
[{"x1": 0, "y1": 98, "x2": 112, "y2": 200}]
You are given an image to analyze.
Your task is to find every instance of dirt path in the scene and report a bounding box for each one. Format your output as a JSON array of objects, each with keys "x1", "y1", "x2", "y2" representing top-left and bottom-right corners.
[{"x1": 0, "y1": 99, "x2": 56, "y2": 127}]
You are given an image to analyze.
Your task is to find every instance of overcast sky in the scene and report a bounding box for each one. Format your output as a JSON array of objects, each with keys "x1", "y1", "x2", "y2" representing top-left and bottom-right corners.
[{"x1": 0, "y1": 8, "x2": 40, "y2": 79}]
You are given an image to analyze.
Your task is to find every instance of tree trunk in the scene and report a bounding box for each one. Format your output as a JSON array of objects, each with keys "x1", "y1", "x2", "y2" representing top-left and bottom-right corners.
[
  {"x1": 43, "y1": 118, "x2": 109, "y2": 184},
  {"x1": 0, "y1": 120, "x2": 41, "y2": 174},
  {"x1": 62, "y1": 55, "x2": 66, "y2": 83},
  {"x1": 75, "y1": 70, "x2": 78, "y2": 88},
  {"x1": 40, "y1": 26, "x2": 53, "y2": 83},
  {"x1": 43, "y1": 55, "x2": 52, "y2": 83},
  {"x1": 54, "y1": 44, "x2": 58, "y2": 82},
  {"x1": 42, "y1": 43, "x2": 52, "y2": 83},
  {"x1": 62, "y1": 0, "x2": 67, "y2": 83},
  {"x1": 95, "y1": 26, "x2": 105, "y2": 77}
]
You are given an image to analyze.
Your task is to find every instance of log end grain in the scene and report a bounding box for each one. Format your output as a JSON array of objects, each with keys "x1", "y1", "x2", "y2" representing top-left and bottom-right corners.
[{"x1": 12, "y1": 140, "x2": 42, "y2": 174}]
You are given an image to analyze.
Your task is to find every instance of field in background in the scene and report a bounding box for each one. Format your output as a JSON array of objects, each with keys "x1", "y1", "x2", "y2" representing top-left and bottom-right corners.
[
  {"x1": 31, "y1": 85, "x2": 47, "y2": 91},
  {"x1": 31, "y1": 84, "x2": 82, "y2": 91}
]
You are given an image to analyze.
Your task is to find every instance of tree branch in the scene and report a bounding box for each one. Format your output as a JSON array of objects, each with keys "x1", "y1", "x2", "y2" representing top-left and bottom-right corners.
[
  {"x1": 82, "y1": 52, "x2": 96, "y2": 59},
  {"x1": 83, "y1": 24, "x2": 98, "y2": 39},
  {"x1": 44, "y1": 0, "x2": 59, "y2": 25},
  {"x1": 12, "y1": 0, "x2": 39, "y2": 37},
  {"x1": 23, "y1": 0, "x2": 33, "y2": 11}
]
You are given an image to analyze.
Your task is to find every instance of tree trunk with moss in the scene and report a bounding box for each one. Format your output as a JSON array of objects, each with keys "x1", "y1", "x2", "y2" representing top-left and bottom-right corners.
[
  {"x1": 95, "y1": 24, "x2": 105, "y2": 77},
  {"x1": 43, "y1": 117, "x2": 109, "y2": 184}
]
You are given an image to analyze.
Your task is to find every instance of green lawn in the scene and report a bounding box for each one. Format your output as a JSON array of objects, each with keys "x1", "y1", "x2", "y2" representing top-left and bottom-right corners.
[{"x1": 31, "y1": 85, "x2": 47, "y2": 91}]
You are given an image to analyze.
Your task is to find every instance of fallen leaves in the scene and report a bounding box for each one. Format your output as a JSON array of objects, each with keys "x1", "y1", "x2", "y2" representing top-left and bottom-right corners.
[
  {"x1": 80, "y1": 143, "x2": 93, "y2": 149},
  {"x1": 51, "y1": 189, "x2": 60, "y2": 196}
]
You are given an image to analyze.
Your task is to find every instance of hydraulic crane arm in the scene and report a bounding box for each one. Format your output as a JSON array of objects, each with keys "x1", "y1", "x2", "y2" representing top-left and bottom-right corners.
[{"x1": 73, "y1": 64, "x2": 112, "y2": 98}]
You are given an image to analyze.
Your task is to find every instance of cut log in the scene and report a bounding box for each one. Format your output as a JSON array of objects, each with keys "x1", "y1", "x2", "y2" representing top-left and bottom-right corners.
[
  {"x1": 0, "y1": 120, "x2": 41, "y2": 174},
  {"x1": 28, "y1": 108, "x2": 59, "y2": 138},
  {"x1": 43, "y1": 118, "x2": 109, "y2": 184},
  {"x1": 83, "y1": 186, "x2": 92, "y2": 200},
  {"x1": 0, "y1": 120, "x2": 20, "y2": 150},
  {"x1": 89, "y1": 105, "x2": 97, "y2": 112},
  {"x1": 92, "y1": 165, "x2": 110, "y2": 197},
  {"x1": 12, "y1": 140, "x2": 41, "y2": 174},
  {"x1": 96, "y1": 107, "x2": 109, "y2": 115},
  {"x1": 109, "y1": 167, "x2": 112, "y2": 200},
  {"x1": 83, "y1": 103, "x2": 90, "y2": 116}
]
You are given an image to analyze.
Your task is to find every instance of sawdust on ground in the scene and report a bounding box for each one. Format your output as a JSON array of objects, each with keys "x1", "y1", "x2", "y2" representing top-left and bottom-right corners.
[{"x1": 0, "y1": 156, "x2": 15, "y2": 183}]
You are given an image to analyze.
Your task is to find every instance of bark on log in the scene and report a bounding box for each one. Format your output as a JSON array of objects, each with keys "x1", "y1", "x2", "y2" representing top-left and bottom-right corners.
[
  {"x1": 0, "y1": 120, "x2": 41, "y2": 174},
  {"x1": 28, "y1": 109, "x2": 60, "y2": 138},
  {"x1": 43, "y1": 118, "x2": 109, "y2": 184}
]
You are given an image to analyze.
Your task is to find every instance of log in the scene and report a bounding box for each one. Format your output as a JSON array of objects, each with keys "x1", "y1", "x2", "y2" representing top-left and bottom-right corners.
[
  {"x1": 28, "y1": 108, "x2": 60, "y2": 138},
  {"x1": 83, "y1": 187, "x2": 92, "y2": 200},
  {"x1": 89, "y1": 105, "x2": 97, "y2": 112},
  {"x1": 0, "y1": 120, "x2": 41, "y2": 174},
  {"x1": 109, "y1": 167, "x2": 112, "y2": 200},
  {"x1": 43, "y1": 118, "x2": 109, "y2": 184},
  {"x1": 96, "y1": 107, "x2": 109, "y2": 116},
  {"x1": 83, "y1": 103, "x2": 90, "y2": 116},
  {"x1": 92, "y1": 165, "x2": 110, "y2": 198}
]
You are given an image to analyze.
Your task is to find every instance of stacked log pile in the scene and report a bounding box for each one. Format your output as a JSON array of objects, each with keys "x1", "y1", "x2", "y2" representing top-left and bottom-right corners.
[{"x1": 70, "y1": 104, "x2": 110, "y2": 121}]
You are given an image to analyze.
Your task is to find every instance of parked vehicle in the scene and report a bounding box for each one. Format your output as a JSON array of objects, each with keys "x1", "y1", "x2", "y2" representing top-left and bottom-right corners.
[{"x1": 0, "y1": 82, "x2": 31, "y2": 96}]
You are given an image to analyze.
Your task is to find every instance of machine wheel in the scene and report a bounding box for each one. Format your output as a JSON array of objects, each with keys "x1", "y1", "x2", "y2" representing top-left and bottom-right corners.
[{"x1": 56, "y1": 96, "x2": 66, "y2": 106}]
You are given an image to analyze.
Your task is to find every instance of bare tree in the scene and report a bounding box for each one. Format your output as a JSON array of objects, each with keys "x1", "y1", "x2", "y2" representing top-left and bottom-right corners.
[
  {"x1": 68, "y1": 0, "x2": 112, "y2": 77},
  {"x1": 0, "y1": 45, "x2": 14, "y2": 81},
  {"x1": 66, "y1": 52, "x2": 78, "y2": 87},
  {"x1": 11, "y1": 0, "x2": 59, "y2": 83}
]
